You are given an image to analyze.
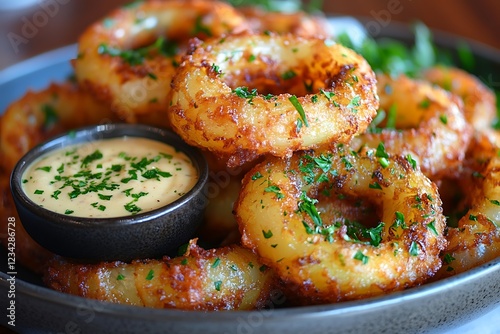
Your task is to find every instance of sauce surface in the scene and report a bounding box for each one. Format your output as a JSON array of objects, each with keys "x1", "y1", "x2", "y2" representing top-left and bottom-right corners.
[{"x1": 22, "y1": 137, "x2": 198, "y2": 218}]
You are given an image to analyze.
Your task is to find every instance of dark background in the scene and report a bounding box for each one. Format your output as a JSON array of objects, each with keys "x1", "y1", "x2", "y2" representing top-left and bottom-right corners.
[{"x1": 0, "y1": 0, "x2": 499, "y2": 70}]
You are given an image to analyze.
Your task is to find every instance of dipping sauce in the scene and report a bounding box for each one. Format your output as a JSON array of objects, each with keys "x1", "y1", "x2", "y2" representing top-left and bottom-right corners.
[{"x1": 22, "y1": 137, "x2": 198, "y2": 218}]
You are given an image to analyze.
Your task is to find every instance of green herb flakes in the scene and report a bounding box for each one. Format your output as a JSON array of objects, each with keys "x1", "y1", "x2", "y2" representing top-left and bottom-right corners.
[
  {"x1": 212, "y1": 257, "x2": 221, "y2": 268},
  {"x1": 289, "y1": 95, "x2": 308, "y2": 127},
  {"x1": 262, "y1": 230, "x2": 273, "y2": 239},
  {"x1": 264, "y1": 185, "x2": 284, "y2": 199},
  {"x1": 409, "y1": 241, "x2": 419, "y2": 256},
  {"x1": 353, "y1": 251, "x2": 369, "y2": 264},
  {"x1": 145, "y1": 269, "x2": 154, "y2": 281}
]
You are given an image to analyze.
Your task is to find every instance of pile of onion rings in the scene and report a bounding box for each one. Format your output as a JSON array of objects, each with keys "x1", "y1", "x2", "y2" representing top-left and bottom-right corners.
[{"x1": 1, "y1": 0, "x2": 499, "y2": 310}]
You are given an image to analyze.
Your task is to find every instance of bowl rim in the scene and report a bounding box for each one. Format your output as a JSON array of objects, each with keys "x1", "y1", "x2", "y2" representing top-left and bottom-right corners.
[{"x1": 10, "y1": 123, "x2": 209, "y2": 226}]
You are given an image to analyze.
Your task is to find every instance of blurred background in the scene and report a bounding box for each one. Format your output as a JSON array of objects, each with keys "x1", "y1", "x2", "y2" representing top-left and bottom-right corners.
[{"x1": 0, "y1": 0, "x2": 499, "y2": 70}]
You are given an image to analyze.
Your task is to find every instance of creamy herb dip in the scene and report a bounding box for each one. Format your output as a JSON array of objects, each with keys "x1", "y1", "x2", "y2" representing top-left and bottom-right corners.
[{"x1": 22, "y1": 137, "x2": 197, "y2": 218}]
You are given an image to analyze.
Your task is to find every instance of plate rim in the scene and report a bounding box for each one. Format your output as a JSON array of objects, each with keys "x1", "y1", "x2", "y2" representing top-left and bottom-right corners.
[{"x1": 1, "y1": 256, "x2": 500, "y2": 320}]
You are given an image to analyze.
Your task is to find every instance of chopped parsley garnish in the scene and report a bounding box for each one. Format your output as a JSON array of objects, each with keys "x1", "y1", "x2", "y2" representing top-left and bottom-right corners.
[
  {"x1": 36, "y1": 166, "x2": 52, "y2": 172},
  {"x1": 347, "y1": 95, "x2": 361, "y2": 113},
  {"x1": 409, "y1": 241, "x2": 420, "y2": 256},
  {"x1": 262, "y1": 230, "x2": 273, "y2": 239},
  {"x1": 214, "y1": 280, "x2": 222, "y2": 291},
  {"x1": 392, "y1": 211, "x2": 408, "y2": 230},
  {"x1": 369, "y1": 182, "x2": 382, "y2": 190},
  {"x1": 145, "y1": 269, "x2": 154, "y2": 281},
  {"x1": 289, "y1": 95, "x2": 308, "y2": 127},
  {"x1": 42, "y1": 104, "x2": 59, "y2": 129},
  {"x1": 375, "y1": 142, "x2": 390, "y2": 168},
  {"x1": 345, "y1": 220, "x2": 384, "y2": 247},
  {"x1": 251, "y1": 172, "x2": 263, "y2": 180},
  {"x1": 81, "y1": 150, "x2": 103, "y2": 168},
  {"x1": 427, "y1": 220, "x2": 439, "y2": 236},
  {"x1": 341, "y1": 157, "x2": 353, "y2": 170},
  {"x1": 406, "y1": 154, "x2": 418, "y2": 170},
  {"x1": 443, "y1": 253, "x2": 455, "y2": 264},
  {"x1": 264, "y1": 185, "x2": 284, "y2": 199},
  {"x1": 212, "y1": 257, "x2": 221, "y2": 268},
  {"x1": 51, "y1": 190, "x2": 61, "y2": 199},
  {"x1": 233, "y1": 86, "x2": 258, "y2": 104},
  {"x1": 193, "y1": 15, "x2": 212, "y2": 37},
  {"x1": 298, "y1": 192, "x2": 322, "y2": 228},
  {"x1": 281, "y1": 70, "x2": 297, "y2": 80},
  {"x1": 210, "y1": 63, "x2": 222, "y2": 76},
  {"x1": 320, "y1": 89, "x2": 339, "y2": 106},
  {"x1": 117, "y1": 273, "x2": 125, "y2": 281},
  {"x1": 98, "y1": 194, "x2": 112, "y2": 200},
  {"x1": 97, "y1": 37, "x2": 178, "y2": 66},
  {"x1": 418, "y1": 98, "x2": 431, "y2": 109},
  {"x1": 124, "y1": 202, "x2": 142, "y2": 213},
  {"x1": 19, "y1": 143, "x2": 179, "y2": 215},
  {"x1": 353, "y1": 250, "x2": 369, "y2": 264}
]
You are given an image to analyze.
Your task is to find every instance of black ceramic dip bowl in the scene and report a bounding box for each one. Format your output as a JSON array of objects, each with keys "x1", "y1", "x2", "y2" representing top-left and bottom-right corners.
[{"x1": 10, "y1": 123, "x2": 209, "y2": 262}]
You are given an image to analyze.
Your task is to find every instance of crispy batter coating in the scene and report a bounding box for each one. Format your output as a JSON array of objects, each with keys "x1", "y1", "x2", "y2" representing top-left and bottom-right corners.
[
  {"x1": 235, "y1": 145, "x2": 447, "y2": 303},
  {"x1": 351, "y1": 74, "x2": 473, "y2": 179},
  {"x1": 434, "y1": 134, "x2": 500, "y2": 278},
  {"x1": 73, "y1": 0, "x2": 248, "y2": 123},
  {"x1": 239, "y1": 6, "x2": 330, "y2": 37},
  {"x1": 169, "y1": 33, "x2": 378, "y2": 167},
  {"x1": 44, "y1": 240, "x2": 278, "y2": 310},
  {"x1": 0, "y1": 82, "x2": 117, "y2": 172},
  {"x1": 424, "y1": 66, "x2": 497, "y2": 132}
]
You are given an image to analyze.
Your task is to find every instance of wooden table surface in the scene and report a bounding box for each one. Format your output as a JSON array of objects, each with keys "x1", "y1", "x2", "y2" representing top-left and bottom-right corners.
[{"x1": 0, "y1": 0, "x2": 499, "y2": 70}]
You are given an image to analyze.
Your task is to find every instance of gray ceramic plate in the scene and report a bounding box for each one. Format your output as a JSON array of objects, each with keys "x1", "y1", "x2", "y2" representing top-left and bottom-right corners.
[{"x1": 1, "y1": 19, "x2": 500, "y2": 334}]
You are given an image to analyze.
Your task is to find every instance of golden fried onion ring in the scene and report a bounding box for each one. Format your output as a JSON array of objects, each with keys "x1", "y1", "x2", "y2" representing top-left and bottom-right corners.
[
  {"x1": 73, "y1": 0, "x2": 248, "y2": 123},
  {"x1": 235, "y1": 145, "x2": 447, "y2": 303},
  {"x1": 435, "y1": 136, "x2": 500, "y2": 278},
  {"x1": 0, "y1": 82, "x2": 116, "y2": 172},
  {"x1": 44, "y1": 240, "x2": 278, "y2": 310},
  {"x1": 168, "y1": 33, "x2": 378, "y2": 167},
  {"x1": 238, "y1": 6, "x2": 330, "y2": 37},
  {"x1": 351, "y1": 74, "x2": 473, "y2": 179},
  {"x1": 424, "y1": 66, "x2": 497, "y2": 132}
]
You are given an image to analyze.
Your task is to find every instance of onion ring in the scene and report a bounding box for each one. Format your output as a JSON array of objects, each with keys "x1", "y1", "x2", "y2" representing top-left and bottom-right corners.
[
  {"x1": 44, "y1": 240, "x2": 278, "y2": 310},
  {"x1": 434, "y1": 134, "x2": 500, "y2": 278},
  {"x1": 239, "y1": 6, "x2": 330, "y2": 37},
  {"x1": 351, "y1": 74, "x2": 473, "y2": 179},
  {"x1": 169, "y1": 33, "x2": 378, "y2": 167},
  {"x1": 423, "y1": 66, "x2": 497, "y2": 132},
  {"x1": 235, "y1": 145, "x2": 447, "y2": 303},
  {"x1": 73, "y1": 0, "x2": 248, "y2": 123},
  {"x1": 0, "y1": 82, "x2": 116, "y2": 172}
]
